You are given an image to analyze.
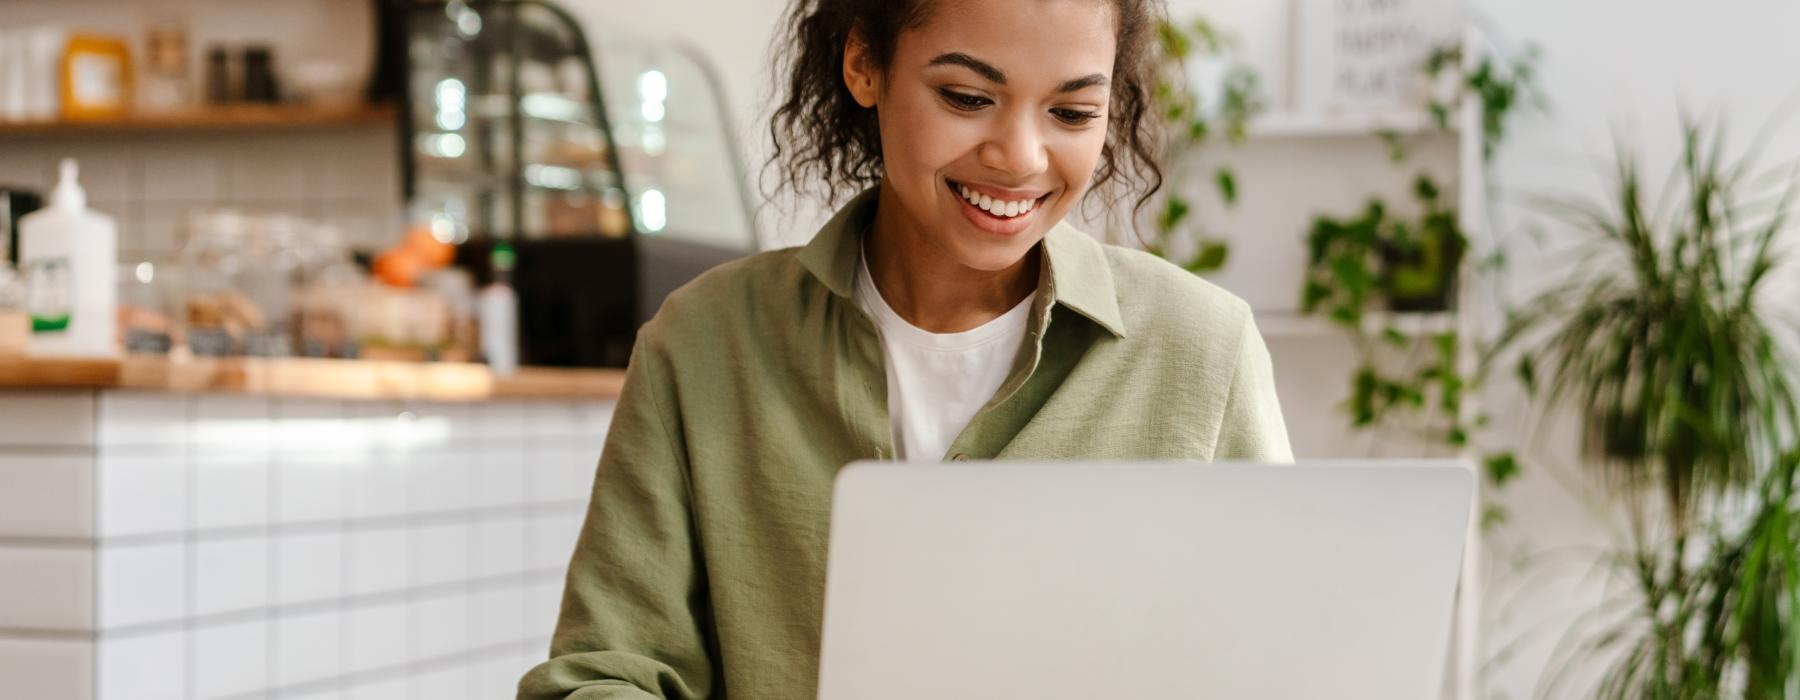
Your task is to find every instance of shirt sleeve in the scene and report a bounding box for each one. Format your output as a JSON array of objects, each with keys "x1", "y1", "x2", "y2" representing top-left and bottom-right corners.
[
  {"x1": 1213, "y1": 313, "x2": 1295, "y2": 463},
  {"x1": 517, "y1": 330, "x2": 718, "y2": 700}
]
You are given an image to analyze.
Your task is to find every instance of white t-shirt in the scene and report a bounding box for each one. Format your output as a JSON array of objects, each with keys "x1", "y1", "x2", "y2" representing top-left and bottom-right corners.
[{"x1": 854, "y1": 252, "x2": 1035, "y2": 461}]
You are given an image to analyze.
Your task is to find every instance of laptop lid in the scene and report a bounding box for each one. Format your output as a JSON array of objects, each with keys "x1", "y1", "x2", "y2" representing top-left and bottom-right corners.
[{"x1": 817, "y1": 461, "x2": 1475, "y2": 700}]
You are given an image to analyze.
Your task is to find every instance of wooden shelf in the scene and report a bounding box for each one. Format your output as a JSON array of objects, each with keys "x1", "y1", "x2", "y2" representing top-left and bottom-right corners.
[
  {"x1": 1246, "y1": 111, "x2": 1457, "y2": 140},
  {"x1": 1256, "y1": 311, "x2": 1458, "y2": 339},
  {"x1": 0, "y1": 355, "x2": 624, "y2": 402},
  {"x1": 0, "y1": 103, "x2": 399, "y2": 137}
]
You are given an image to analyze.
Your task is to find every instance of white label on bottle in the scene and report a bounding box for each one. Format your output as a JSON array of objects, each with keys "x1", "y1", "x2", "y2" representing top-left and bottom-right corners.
[
  {"x1": 25, "y1": 257, "x2": 71, "y2": 333},
  {"x1": 70, "y1": 53, "x2": 123, "y2": 108}
]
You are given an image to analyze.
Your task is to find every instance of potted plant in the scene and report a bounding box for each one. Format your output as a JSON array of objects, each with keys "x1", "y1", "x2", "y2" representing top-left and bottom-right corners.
[{"x1": 1489, "y1": 119, "x2": 1800, "y2": 699}]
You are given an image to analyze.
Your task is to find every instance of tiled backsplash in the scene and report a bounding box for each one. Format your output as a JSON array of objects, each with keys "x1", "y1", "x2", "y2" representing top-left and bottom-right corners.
[
  {"x1": 0, "y1": 0, "x2": 402, "y2": 262},
  {"x1": 0, "y1": 390, "x2": 612, "y2": 700},
  {"x1": 0, "y1": 127, "x2": 405, "y2": 263}
]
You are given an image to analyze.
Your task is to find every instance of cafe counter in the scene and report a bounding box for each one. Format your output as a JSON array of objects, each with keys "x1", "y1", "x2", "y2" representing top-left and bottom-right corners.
[{"x1": 0, "y1": 356, "x2": 620, "y2": 699}]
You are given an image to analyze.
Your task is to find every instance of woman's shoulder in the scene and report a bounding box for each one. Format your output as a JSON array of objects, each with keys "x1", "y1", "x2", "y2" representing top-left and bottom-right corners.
[
  {"x1": 1097, "y1": 242, "x2": 1254, "y2": 342},
  {"x1": 639, "y1": 246, "x2": 812, "y2": 341}
]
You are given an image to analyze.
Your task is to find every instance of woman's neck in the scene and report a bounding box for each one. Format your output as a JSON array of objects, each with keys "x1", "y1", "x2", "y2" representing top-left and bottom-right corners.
[{"x1": 863, "y1": 183, "x2": 1040, "y2": 333}]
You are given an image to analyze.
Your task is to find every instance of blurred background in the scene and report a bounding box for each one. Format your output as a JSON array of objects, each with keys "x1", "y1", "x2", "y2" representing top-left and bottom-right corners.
[{"x1": 0, "y1": 0, "x2": 1797, "y2": 699}]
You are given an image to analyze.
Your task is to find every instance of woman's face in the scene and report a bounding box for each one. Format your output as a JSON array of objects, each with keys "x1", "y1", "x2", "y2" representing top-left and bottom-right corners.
[{"x1": 845, "y1": 0, "x2": 1117, "y2": 271}]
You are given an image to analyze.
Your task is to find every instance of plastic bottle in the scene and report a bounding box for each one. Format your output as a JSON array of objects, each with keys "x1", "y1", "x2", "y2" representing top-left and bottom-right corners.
[
  {"x1": 20, "y1": 159, "x2": 118, "y2": 356},
  {"x1": 478, "y1": 241, "x2": 519, "y2": 375}
]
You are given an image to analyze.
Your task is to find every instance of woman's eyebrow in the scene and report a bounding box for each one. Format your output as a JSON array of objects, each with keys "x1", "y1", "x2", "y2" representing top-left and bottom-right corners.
[
  {"x1": 927, "y1": 52, "x2": 1108, "y2": 93},
  {"x1": 929, "y1": 52, "x2": 1007, "y2": 83}
]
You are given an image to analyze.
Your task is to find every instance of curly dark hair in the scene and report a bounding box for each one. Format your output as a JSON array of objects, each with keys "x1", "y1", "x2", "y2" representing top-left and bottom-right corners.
[{"x1": 765, "y1": 0, "x2": 1168, "y2": 215}]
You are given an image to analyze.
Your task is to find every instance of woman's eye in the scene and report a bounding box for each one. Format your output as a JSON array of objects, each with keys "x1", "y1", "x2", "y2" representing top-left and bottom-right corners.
[
  {"x1": 938, "y1": 89, "x2": 992, "y2": 111},
  {"x1": 1052, "y1": 109, "x2": 1100, "y2": 126}
]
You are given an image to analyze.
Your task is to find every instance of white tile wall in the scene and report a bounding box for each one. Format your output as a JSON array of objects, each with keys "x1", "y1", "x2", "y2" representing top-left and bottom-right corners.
[
  {"x1": 415, "y1": 521, "x2": 473, "y2": 589},
  {"x1": 345, "y1": 677, "x2": 408, "y2": 700},
  {"x1": 0, "y1": 131, "x2": 403, "y2": 262},
  {"x1": 96, "y1": 541, "x2": 187, "y2": 629},
  {"x1": 97, "y1": 630, "x2": 185, "y2": 700},
  {"x1": 193, "y1": 396, "x2": 273, "y2": 457},
  {"x1": 475, "y1": 654, "x2": 530, "y2": 700},
  {"x1": 277, "y1": 455, "x2": 347, "y2": 525},
  {"x1": 345, "y1": 602, "x2": 409, "y2": 675},
  {"x1": 343, "y1": 525, "x2": 408, "y2": 597},
  {"x1": 473, "y1": 586, "x2": 528, "y2": 650},
  {"x1": 344, "y1": 454, "x2": 409, "y2": 520},
  {"x1": 96, "y1": 454, "x2": 186, "y2": 537},
  {"x1": 193, "y1": 535, "x2": 270, "y2": 617},
  {"x1": 525, "y1": 580, "x2": 567, "y2": 649},
  {"x1": 97, "y1": 392, "x2": 188, "y2": 448},
  {"x1": 275, "y1": 530, "x2": 344, "y2": 606},
  {"x1": 274, "y1": 609, "x2": 344, "y2": 688},
  {"x1": 345, "y1": 528, "x2": 410, "y2": 598},
  {"x1": 194, "y1": 618, "x2": 269, "y2": 699},
  {"x1": 413, "y1": 592, "x2": 474, "y2": 661},
  {"x1": 0, "y1": 454, "x2": 96, "y2": 538},
  {"x1": 0, "y1": 391, "x2": 613, "y2": 700},
  {"x1": 411, "y1": 665, "x2": 475, "y2": 700},
  {"x1": 0, "y1": 393, "x2": 95, "y2": 447},
  {"x1": 193, "y1": 454, "x2": 271, "y2": 531},
  {"x1": 0, "y1": 547, "x2": 94, "y2": 630},
  {"x1": 472, "y1": 449, "x2": 528, "y2": 509},
  {"x1": 0, "y1": 638, "x2": 93, "y2": 699},
  {"x1": 475, "y1": 516, "x2": 528, "y2": 578},
  {"x1": 409, "y1": 450, "x2": 474, "y2": 515},
  {"x1": 285, "y1": 687, "x2": 347, "y2": 700}
]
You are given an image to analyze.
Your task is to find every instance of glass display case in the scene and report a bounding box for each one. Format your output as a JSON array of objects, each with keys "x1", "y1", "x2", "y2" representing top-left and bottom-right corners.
[
  {"x1": 400, "y1": 0, "x2": 756, "y2": 367},
  {"x1": 592, "y1": 39, "x2": 757, "y2": 251},
  {"x1": 405, "y1": 0, "x2": 632, "y2": 241},
  {"x1": 402, "y1": 0, "x2": 755, "y2": 247}
]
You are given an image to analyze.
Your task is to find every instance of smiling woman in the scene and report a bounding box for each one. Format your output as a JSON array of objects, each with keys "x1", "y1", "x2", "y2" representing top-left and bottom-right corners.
[{"x1": 518, "y1": 1, "x2": 1292, "y2": 699}]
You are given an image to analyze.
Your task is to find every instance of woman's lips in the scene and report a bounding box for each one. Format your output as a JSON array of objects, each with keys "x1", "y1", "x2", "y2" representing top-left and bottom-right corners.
[{"x1": 946, "y1": 178, "x2": 1050, "y2": 236}]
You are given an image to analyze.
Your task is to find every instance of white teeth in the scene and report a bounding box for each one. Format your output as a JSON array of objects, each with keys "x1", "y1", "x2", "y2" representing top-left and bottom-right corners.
[{"x1": 954, "y1": 181, "x2": 1038, "y2": 218}]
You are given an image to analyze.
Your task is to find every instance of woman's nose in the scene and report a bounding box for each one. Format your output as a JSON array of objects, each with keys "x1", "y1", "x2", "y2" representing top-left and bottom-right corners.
[{"x1": 977, "y1": 108, "x2": 1049, "y2": 179}]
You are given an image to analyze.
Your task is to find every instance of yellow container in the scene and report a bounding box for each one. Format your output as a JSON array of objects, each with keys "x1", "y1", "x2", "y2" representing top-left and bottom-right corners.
[{"x1": 60, "y1": 34, "x2": 134, "y2": 120}]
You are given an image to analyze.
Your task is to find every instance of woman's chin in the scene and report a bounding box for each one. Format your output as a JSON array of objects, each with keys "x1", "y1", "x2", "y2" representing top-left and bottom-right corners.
[{"x1": 947, "y1": 238, "x2": 1043, "y2": 273}]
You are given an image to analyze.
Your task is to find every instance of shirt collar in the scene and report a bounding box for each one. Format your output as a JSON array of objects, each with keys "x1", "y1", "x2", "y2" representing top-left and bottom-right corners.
[{"x1": 796, "y1": 187, "x2": 1127, "y2": 338}]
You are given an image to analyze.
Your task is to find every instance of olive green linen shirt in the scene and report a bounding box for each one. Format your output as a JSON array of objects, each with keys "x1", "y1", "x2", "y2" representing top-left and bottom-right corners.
[{"x1": 518, "y1": 189, "x2": 1292, "y2": 700}]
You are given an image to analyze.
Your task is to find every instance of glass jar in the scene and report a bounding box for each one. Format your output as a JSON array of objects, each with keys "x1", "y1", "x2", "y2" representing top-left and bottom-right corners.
[
  {"x1": 118, "y1": 258, "x2": 177, "y2": 355},
  {"x1": 180, "y1": 210, "x2": 256, "y2": 357},
  {"x1": 241, "y1": 215, "x2": 300, "y2": 357},
  {"x1": 292, "y1": 224, "x2": 365, "y2": 359}
]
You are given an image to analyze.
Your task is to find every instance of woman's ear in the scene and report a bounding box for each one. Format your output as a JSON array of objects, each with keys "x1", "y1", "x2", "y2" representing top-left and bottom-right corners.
[{"x1": 842, "y1": 31, "x2": 880, "y2": 109}]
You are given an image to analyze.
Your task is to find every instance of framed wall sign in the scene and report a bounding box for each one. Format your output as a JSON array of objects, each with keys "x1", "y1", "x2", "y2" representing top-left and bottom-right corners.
[{"x1": 1287, "y1": 0, "x2": 1461, "y2": 114}]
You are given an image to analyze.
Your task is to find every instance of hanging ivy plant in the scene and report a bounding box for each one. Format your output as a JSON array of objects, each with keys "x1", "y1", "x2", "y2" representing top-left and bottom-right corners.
[
  {"x1": 1298, "y1": 41, "x2": 1541, "y2": 506},
  {"x1": 1144, "y1": 15, "x2": 1265, "y2": 274}
]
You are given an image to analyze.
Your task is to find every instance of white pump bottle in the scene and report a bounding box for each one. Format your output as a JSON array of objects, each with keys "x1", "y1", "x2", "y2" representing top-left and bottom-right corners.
[{"x1": 19, "y1": 159, "x2": 118, "y2": 357}]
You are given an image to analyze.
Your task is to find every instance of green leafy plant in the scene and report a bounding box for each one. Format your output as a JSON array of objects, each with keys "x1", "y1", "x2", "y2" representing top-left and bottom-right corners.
[
  {"x1": 1145, "y1": 16, "x2": 1265, "y2": 274},
  {"x1": 1301, "y1": 174, "x2": 1474, "y2": 446},
  {"x1": 1299, "y1": 42, "x2": 1539, "y2": 490},
  {"x1": 1424, "y1": 44, "x2": 1541, "y2": 158},
  {"x1": 1491, "y1": 120, "x2": 1800, "y2": 699}
]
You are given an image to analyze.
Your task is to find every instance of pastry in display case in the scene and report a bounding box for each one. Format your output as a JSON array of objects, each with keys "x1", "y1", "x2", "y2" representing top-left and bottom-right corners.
[{"x1": 402, "y1": 0, "x2": 756, "y2": 367}]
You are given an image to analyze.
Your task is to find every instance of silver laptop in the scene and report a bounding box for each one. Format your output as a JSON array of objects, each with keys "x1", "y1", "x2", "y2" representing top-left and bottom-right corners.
[{"x1": 817, "y1": 461, "x2": 1475, "y2": 699}]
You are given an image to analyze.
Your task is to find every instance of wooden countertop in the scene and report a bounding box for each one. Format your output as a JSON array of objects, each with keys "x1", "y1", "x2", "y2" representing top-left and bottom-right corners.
[{"x1": 0, "y1": 355, "x2": 625, "y2": 402}]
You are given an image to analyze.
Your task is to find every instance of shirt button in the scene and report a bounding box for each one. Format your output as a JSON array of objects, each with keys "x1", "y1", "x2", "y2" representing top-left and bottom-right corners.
[{"x1": 950, "y1": 453, "x2": 971, "y2": 462}]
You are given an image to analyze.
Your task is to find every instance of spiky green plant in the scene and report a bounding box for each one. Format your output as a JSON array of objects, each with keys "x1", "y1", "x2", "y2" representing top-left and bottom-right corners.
[{"x1": 1491, "y1": 119, "x2": 1800, "y2": 699}]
